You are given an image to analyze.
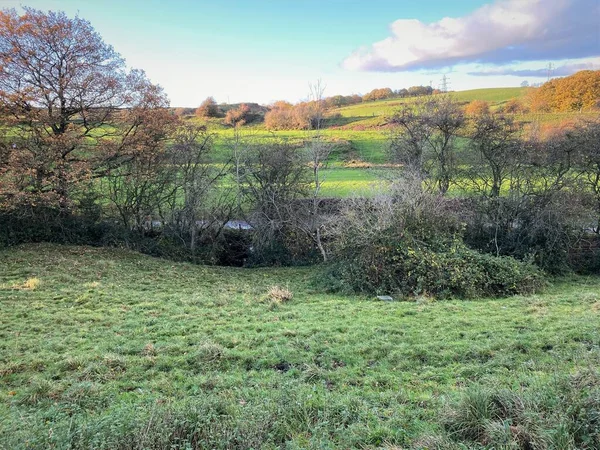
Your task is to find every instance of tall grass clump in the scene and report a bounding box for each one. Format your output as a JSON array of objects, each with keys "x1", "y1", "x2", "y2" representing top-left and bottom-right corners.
[{"x1": 438, "y1": 369, "x2": 600, "y2": 449}]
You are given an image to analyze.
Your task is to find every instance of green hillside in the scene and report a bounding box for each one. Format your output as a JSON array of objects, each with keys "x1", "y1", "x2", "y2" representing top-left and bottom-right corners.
[{"x1": 330, "y1": 87, "x2": 528, "y2": 122}]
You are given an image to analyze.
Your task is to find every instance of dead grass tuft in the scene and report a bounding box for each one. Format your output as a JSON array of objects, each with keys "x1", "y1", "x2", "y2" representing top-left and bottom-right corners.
[
  {"x1": 264, "y1": 285, "x2": 293, "y2": 304},
  {"x1": 12, "y1": 277, "x2": 42, "y2": 291}
]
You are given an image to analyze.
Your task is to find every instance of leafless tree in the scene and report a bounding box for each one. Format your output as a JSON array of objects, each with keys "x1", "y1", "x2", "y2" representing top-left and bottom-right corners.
[
  {"x1": 463, "y1": 114, "x2": 523, "y2": 198},
  {"x1": 296, "y1": 79, "x2": 334, "y2": 261},
  {"x1": 389, "y1": 95, "x2": 465, "y2": 194},
  {"x1": 571, "y1": 120, "x2": 600, "y2": 233},
  {"x1": 239, "y1": 141, "x2": 310, "y2": 261},
  {"x1": 165, "y1": 124, "x2": 232, "y2": 252}
]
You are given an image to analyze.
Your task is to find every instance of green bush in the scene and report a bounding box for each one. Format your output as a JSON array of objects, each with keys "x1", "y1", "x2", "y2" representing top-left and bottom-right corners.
[{"x1": 321, "y1": 236, "x2": 544, "y2": 299}]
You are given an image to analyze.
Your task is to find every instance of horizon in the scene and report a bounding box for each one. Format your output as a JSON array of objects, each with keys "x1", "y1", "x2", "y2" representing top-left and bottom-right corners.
[{"x1": 2, "y1": 0, "x2": 599, "y2": 107}]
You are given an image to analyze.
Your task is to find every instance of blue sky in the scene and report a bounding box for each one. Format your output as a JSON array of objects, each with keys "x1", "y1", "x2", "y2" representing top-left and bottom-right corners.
[{"x1": 2, "y1": 0, "x2": 599, "y2": 106}]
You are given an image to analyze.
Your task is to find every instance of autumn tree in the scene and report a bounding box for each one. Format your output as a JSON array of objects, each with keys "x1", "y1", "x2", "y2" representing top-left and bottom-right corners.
[
  {"x1": 0, "y1": 7, "x2": 174, "y2": 212},
  {"x1": 504, "y1": 98, "x2": 527, "y2": 114},
  {"x1": 323, "y1": 94, "x2": 362, "y2": 108},
  {"x1": 264, "y1": 100, "x2": 322, "y2": 130},
  {"x1": 195, "y1": 96, "x2": 219, "y2": 118},
  {"x1": 224, "y1": 103, "x2": 251, "y2": 127},
  {"x1": 264, "y1": 101, "x2": 294, "y2": 130},
  {"x1": 407, "y1": 85, "x2": 434, "y2": 97},
  {"x1": 465, "y1": 100, "x2": 490, "y2": 116},
  {"x1": 362, "y1": 87, "x2": 393, "y2": 101},
  {"x1": 528, "y1": 70, "x2": 600, "y2": 113}
]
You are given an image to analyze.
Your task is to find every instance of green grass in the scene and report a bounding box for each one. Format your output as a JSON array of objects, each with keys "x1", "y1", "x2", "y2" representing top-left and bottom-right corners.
[
  {"x1": 319, "y1": 168, "x2": 385, "y2": 196},
  {"x1": 1, "y1": 244, "x2": 599, "y2": 448},
  {"x1": 329, "y1": 88, "x2": 528, "y2": 124},
  {"x1": 209, "y1": 126, "x2": 390, "y2": 165},
  {"x1": 450, "y1": 87, "x2": 527, "y2": 103}
]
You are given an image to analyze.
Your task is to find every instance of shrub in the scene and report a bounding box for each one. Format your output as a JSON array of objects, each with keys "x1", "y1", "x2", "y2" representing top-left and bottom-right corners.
[
  {"x1": 504, "y1": 98, "x2": 527, "y2": 114},
  {"x1": 224, "y1": 103, "x2": 251, "y2": 127},
  {"x1": 322, "y1": 236, "x2": 544, "y2": 299},
  {"x1": 464, "y1": 99, "x2": 490, "y2": 116},
  {"x1": 195, "y1": 96, "x2": 220, "y2": 118},
  {"x1": 322, "y1": 179, "x2": 545, "y2": 299}
]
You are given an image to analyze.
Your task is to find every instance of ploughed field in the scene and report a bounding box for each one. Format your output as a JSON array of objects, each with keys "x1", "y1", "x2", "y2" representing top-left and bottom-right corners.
[{"x1": 1, "y1": 244, "x2": 599, "y2": 449}]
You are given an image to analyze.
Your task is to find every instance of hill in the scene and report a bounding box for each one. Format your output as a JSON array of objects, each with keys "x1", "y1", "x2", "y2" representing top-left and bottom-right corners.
[
  {"x1": 1, "y1": 243, "x2": 599, "y2": 448},
  {"x1": 328, "y1": 87, "x2": 528, "y2": 125}
]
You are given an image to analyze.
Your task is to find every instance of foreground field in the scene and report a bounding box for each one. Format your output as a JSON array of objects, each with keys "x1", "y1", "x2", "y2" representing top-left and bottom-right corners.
[{"x1": 1, "y1": 244, "x2": 600, "y2": 449}]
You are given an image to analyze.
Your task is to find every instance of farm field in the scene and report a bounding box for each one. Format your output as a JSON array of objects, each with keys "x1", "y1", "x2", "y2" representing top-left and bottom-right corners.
[
  {"x1": 330, "y1": 87, "x2": 528, "y2": 120},
  {"x1": 202, "y1": 88, "x2": 599, "y2": 198},
  {"x1": 1, "y1": 244, "x2": 599, "y2": 449}
]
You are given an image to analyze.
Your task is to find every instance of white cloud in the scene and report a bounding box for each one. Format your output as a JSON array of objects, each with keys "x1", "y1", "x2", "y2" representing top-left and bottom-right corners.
[{"x1": 343, "y1": 0, "x2": 600, "y2": 72}]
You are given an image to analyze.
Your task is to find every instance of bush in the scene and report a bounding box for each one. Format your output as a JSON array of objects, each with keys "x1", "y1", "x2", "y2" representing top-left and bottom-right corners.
[
  {"x1": 224, "y1": 103, "x2": 251, "y2": 127},
  {"x1": 321, "y1": 236, "x2": 544, "y2": 299},
  {"x1": 195, "y1": 96, "x2": 220, "y2": 118},
  {"x1": 464, "y1": 100, "x2": 490, "y2": 116},
  {"x1": 464, "y1": 194, "x2": 593, "y2": 275},
  {"x1": 321, "y1": 179, "x2": 545, "y2": 299}
]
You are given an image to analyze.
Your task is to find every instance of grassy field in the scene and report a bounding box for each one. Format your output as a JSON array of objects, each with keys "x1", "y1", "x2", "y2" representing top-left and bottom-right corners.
[
  {"x1": 1, "y1": 244, "x2": 599, "y2": 448},
  {"x1": 201, "y1": 87, "x2": 599, "y2": 198},
  {"x1": 328, "y1": 87, "x2": 528, "y2": 123}
]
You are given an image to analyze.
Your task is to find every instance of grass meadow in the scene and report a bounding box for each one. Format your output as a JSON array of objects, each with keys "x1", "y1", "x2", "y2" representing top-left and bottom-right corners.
[
  {"x1": 201, "y1": 88, "x2": 599, "y2": 197},
  {"x1": 1, "y1": 244, "x2": 600, "y2": 448}
]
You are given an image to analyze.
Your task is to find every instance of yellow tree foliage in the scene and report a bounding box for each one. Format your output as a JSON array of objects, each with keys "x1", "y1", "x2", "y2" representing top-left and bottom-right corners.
[
  {"x1": 465, "y1": 100, "x2": 490, "y2": 116},
  {"x1": 529, "y1": 70, "x2": 600, "y2": 113}
]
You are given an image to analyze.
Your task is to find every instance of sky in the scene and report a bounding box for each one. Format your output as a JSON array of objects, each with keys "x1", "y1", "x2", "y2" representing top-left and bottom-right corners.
[{"x1": 1, "y1": 0, "x2": 599, "y2": 106}]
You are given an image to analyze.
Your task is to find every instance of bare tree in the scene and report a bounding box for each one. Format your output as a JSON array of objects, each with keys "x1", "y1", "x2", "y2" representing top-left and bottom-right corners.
[
  {"x1": 105, "y1": 144, "x2": 177, "y2": 234},
  {"x1": 571, "y1": 120, "x2": 600, "y2": 232},
  {"x1": 298, "y1": 79, "x2": 333, "y2": 262},
  {"x1": 240, "y1": 141, "x2": 310, "y2": 262},
  {"x1": 389, "y1": 95, "x2": 464, "y2": 194},
  {"x1": 463, "y1": 114, "x2": 523, "y2": 198},
  {"x1": 165, "y1": 124, "x2": 232, "y2": 252}
]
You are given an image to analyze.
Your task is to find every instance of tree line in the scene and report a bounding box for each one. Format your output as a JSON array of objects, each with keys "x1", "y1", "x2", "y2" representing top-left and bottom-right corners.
[{"x1": 191, "y1": 85, "x2": 437, "y2": 130}]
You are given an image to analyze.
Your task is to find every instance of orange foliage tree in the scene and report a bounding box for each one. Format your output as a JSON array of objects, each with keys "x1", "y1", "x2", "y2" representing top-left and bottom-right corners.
[
  {"x1": 264, "y1": 100, "x2": 321, "y2": 130},
  {"x1": 224, "y1": 104, "x2": 251, "y2": 127},
  {"x1": 0, "y1": 7, "x2": 175, "y2": 211},
  {"x1": 528, "y1": 70, "x2": 600, "y2": 113},
  {"x1": 465, "y1": 100, "x2": 490, "y2": 116},
  {"x1": 195, "y1": 97, "x2": 219, "y2": 118}
]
